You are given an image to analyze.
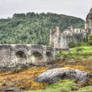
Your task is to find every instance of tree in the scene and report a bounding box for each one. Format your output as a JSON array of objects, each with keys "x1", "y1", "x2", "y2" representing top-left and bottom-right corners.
[
  {"x1": 88, "y1": 34, "x2": 92, "y2": 45},
  {"x1": 68, "y1": 42, "x2": 76, "y2": 48},
  {"x1": 0, "y1": 12, "x2": 84, "y2": 45}
]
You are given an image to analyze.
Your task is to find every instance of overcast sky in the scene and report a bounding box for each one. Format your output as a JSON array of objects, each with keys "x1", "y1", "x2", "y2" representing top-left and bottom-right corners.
[{"x1": 0, "y1": 0, "x2": 92, "y2": 20}]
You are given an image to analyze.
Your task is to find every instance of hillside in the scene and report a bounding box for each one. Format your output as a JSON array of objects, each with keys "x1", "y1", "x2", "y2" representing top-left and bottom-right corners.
[{"x1": 0, "y1": 13, "x2": 84, "y2": 45}]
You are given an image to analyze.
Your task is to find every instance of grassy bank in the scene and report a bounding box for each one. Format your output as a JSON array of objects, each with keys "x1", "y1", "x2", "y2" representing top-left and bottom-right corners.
[
  {"x1": 57, "y1": 46, "x2": 92, "y2": 60},
  {"x1": 24, "y1": 80, "x2": 92, "y2": 92}
]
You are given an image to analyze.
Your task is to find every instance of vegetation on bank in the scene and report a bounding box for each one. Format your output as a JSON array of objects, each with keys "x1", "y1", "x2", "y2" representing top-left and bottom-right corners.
[
  {"x1": 24, "y1": 80, "x2": 92, "y2": 92},
  {"x1": 58, "y1": 34, "x2": 92, "y2": 60},
  {"x1": 23, "y1": 59, "x2": 92, "y2": 92},
  {"x1": 0, "y1": 66, "x2": 47, "y2": 90},
  {"x1": 0, "y1": 13, "x2": 84, "y2": 45},
  {"x1": 57, "y1": 46, "x2": 92, "y2": 60},
  {"x1": 0, "y1": 59, "x2": 92, "y2": 91},
  {"x1": 24, "y1": 80, "x2": 79, "y2": 92}
]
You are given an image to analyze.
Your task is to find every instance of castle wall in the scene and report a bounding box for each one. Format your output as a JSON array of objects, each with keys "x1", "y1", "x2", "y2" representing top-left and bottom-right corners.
[
  {"x1": 50, "y1": 8, "x2": 92, "y2": 49},
  {"x1": 86, "y1": 8, "x2": 92, "y2": 33},
  {"x1": 50, "y1": 27, "x2": 88, "y2": 49}
]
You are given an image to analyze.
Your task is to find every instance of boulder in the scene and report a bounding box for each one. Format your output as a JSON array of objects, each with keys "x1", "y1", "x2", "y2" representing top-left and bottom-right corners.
[{"x1": 35, "y1": 67, "x2": 90, "y2": 84}]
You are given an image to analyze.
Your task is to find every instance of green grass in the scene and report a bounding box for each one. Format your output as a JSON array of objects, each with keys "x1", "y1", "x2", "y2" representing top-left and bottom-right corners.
[
  {"x1": 24, "y1": 80, "x2": 92, "y2": 92},
  {"x1": 24, "y1": 80, "x2": 79, "y2": 92},
  {"x1": 70, "y1": 46, "x2": 92, "y2": 53},
  {"x1": 75, "y1": 86, "x2": 92, "y2": 92},
  {"x1": 57, "y1": 46, "x2": 92, "y2": 60}
]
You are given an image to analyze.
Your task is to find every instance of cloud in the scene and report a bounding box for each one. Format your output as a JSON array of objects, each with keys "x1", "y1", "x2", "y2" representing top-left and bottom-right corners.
[{"x1": 0, "y1": 0, "x2": 92, "y2": 19}]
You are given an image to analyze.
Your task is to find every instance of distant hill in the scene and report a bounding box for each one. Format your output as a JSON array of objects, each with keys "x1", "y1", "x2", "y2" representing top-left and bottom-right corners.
[{"x1": 0, "y1": 12, "x2": 84, "y2": 45}]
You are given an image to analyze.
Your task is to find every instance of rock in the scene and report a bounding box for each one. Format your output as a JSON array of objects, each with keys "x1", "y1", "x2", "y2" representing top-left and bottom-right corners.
[
  {"x1": 35, "y1": 67, "x2": 90, "y2": 84},
  {"x1": 0, "y1": 66, "x2": 9, "y2": 72},
  {"x1": 1, "y1": 83, "x2": 7, "y2": 86}
]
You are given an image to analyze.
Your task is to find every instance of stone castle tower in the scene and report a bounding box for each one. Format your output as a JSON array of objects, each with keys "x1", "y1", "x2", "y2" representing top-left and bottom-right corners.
[
  {"x1": 50, "y1": 8, "x2": 92, "y2": 49},
  {"x1": 50, "y1": 27, "x2": 61, "y2": 48},
  {"x1": 85, "y1": 8, "x2": 92, "y2": 33}
]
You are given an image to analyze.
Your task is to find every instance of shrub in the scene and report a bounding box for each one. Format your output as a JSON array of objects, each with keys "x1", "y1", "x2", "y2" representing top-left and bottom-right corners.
[
  {"x1": 76, "y1": 48, "x2": 83, "y2": 52},
  {"x1": 79, "y1": 42, "x2": 89, "y2": 46},
  {"x1": 76, "y1": 42, "x2": 81, "y2": 47},
  {"x1": 69, "y1": 42, "x2": 89, "y2": 48},
  {"x1": 88, "y1": 34, "x2": 92, "y2": 45},
  {"x1": 68, "y1": 42, "x2": 77, "y2": 48}
]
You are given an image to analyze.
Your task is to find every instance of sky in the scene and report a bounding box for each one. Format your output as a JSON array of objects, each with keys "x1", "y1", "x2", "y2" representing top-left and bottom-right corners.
[{"x1": 0, "y1": 0, "x2": 92, "y2": 20}]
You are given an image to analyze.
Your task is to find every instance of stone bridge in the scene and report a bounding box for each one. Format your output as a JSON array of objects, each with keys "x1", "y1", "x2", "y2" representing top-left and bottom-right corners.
[{"x1": 0, "y1": 44, "x2": 62, "y2": 67}]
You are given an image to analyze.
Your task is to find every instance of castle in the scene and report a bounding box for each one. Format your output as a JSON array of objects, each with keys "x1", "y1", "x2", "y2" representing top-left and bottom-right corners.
[{"x1": 50, "y1": 8, "x2": 92, "y2": 49}]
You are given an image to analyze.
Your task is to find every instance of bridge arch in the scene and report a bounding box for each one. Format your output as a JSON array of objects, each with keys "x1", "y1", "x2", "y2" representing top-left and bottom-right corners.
[
  {"x1": 46, "y1": 51, "x2": 52, "y2": 57},
  {"x1": 32, "y1": 51, "x2": 42, "y2": 57},
  {"x1": 14, "y1": 50, "x2": 27, "y2": 64},
  {"x1": 15, "y1": 51, "x2": 27, "y2": 59},
  {"x1": 30, "y1": 51, "x2": 43, "y2": 65}
]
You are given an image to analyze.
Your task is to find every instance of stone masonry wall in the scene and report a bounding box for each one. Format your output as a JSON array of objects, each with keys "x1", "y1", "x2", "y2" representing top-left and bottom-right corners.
[
  {"x1": 0, "y1": 44, "x2": 61, "y2": 67},
  {"x1": 86, "y1": 8, "x2": 92, "y2": 33},
  {"x1": 50, "y1": 26, "x2": 88, "y2": 49}
]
